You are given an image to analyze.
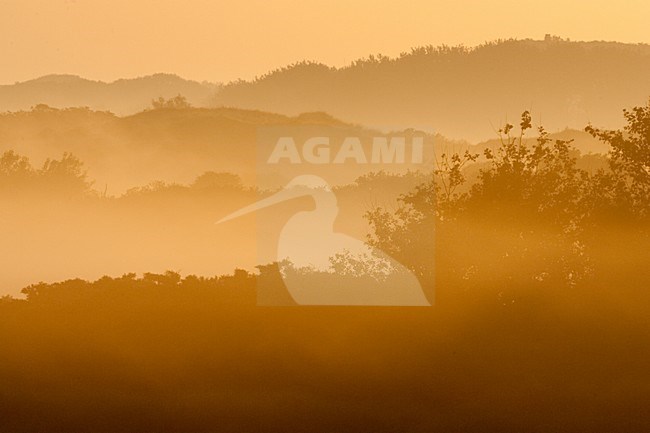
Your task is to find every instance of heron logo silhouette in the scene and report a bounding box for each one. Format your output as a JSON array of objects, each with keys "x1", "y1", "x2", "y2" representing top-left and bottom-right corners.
[{"x1": 217, "y1": 174, "x2": 431, "y2": 306}]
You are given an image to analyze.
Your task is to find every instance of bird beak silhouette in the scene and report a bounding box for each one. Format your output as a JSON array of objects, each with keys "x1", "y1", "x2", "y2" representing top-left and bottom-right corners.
[{"x1": 216, "y1": 187, "x2": 304, "y2": 225}]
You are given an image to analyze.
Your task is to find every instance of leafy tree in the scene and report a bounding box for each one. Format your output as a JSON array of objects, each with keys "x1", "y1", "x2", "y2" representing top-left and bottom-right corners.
[
  {"x1": 468, "y1": 111, "x2": 588, "y2": 230},
  {"x1": 586, "y1": 100, "x2": 650, "y2": 219},
  {"x1": 39, "y1": 152, "x2": 93, "y2": 196},
  {"x1": 367, "y1": 111, "x2": 597, "y2": 293},
  {"x1": 151, "y1": 94, "x2": 192, "y2": 109},
  {"x1": 0, "y1": 151, "x2": 34, "y2": 192}
]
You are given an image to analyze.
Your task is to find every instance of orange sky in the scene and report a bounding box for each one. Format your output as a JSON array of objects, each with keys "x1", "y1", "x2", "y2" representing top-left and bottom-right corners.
[{"x1": 1, "y1": 0, "x2": 649, "y2": 84}]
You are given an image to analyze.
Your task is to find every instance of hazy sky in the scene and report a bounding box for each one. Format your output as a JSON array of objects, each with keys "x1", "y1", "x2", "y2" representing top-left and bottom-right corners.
[{"x1": 1, "y1": 0, "x2": 649, "y2": 84}]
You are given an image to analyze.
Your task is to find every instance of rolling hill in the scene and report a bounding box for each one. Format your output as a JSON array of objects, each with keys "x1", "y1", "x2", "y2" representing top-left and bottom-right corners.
[
  {"x1": 0, "y1": 105, "x2": 606, "y2": 194},
  {"x1": 0, "y1": 73, "x2": 218, "y2": 115},
  {"x1": 213, "y1": 37, "x2": 650, "y2": 141}
]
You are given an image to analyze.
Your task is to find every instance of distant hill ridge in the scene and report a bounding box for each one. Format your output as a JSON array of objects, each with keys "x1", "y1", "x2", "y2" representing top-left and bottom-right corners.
[
  {"x1": 0, "y1": 73, "x2": 219, "y2": 115},
  {"x1": 213, "y1": 37, "x2": 650, "y2": 140},
  {"x1": 2, "y1": 37, "x2": 649, "y2": 140}
]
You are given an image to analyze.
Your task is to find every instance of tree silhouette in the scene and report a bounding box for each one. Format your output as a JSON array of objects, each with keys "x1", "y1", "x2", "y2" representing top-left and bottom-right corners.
[
  {"x1": 151, "y1": 94, "x2": 192, "y2": 109},
  {"x1": 586, "y1": 100, "x2": 650, "y2": 219}
]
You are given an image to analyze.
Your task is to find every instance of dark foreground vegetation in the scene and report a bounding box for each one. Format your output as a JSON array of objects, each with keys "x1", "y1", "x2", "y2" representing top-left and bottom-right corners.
[{"x1": 0, "y1": 103, "x2": 649, "y2": 432}]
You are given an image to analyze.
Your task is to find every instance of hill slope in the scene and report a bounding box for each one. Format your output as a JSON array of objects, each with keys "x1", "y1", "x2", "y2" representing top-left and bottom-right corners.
[
  {"x1": 213, "y1": 37, "x2": 650, "y2": 141},
  {"x1": 0, "y1": 107, "x2": 440, "y2": 193},
  {"x1": 0, "y1": 74, "x2": 218, "y2": 114}
]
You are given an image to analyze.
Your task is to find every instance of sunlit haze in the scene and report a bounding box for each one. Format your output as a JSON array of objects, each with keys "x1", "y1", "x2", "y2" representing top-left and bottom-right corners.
[{"x1": 2, "y1": 0, "x2": 650, "y2": 84}]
